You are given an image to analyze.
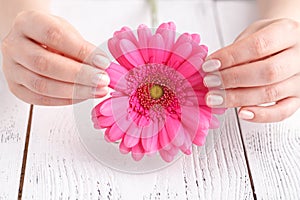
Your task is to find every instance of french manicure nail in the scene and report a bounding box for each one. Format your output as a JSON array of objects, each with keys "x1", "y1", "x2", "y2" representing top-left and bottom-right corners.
[
  {"x1": 202, "y1": 59, "x2": 221, "y2": 72},
  {"x1": 92, "y1": 86, "x2": 109, "y2": 97},
  {"x1": 92, "y1": 73, "x2": 110, "y2": 87},
  {"x1": 206, "y1": 94, "x2": 224, "y2": 106},
  {"x1": 93, "y1": 55, "x2": 110, "y2": 69},
  {"x1": 203, "y1": 75, "x2": 222, "y2": 88},
  {"x1": 239, "y1": 110, "x2": 254, "y2": 120}
]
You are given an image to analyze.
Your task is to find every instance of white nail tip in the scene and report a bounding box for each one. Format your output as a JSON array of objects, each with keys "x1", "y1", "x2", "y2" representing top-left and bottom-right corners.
[
  {"x1": 206, "y1": 95, "x2": 224, "y2": 106},
  {"x1": 203, "y1": 75, "x2": 222, "y2": 87},
  {"x1": 239, "y1": 110, "x2": 255, "y2": 120},
  {"x1": 92, "y1": 73, "x2": 110, "y2": 86},
  {"x1": 93, "y1": 55, "x2": 110, "y2": 69},
  {"x1": 202, "y1": 59, "x2": 221, "y2": 72}
]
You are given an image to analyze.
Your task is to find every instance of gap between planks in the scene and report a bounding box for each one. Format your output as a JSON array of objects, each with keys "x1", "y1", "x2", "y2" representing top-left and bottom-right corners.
[
  {"x1": 212, "y1": 2, "x2": 257, "y2": 200},
  {"x1": 18, "y1": 105, "x2": 34, "y2": 200}
]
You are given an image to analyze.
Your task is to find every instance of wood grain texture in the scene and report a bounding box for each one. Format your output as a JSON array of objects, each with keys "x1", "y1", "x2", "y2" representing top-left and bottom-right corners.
[
  {"x1": 0, "y1": 51, "x2": 30, "y2": 199},
  {"x1": 241, "y1": 112, "x2": 300, "y2": 199},
  {"x1": 22, "y1": 1, "x2": 254, "y2": 199},
  {"x1": 217, "y1": 1, "x2": 300, "y2": 199}
]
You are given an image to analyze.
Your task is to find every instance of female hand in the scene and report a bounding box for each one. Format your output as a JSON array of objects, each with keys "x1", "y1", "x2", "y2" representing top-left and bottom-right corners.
[
  {"x1": 1, "y1": 10, "x2": 110, "y2": 106},
  {"x1": 202, "y1": 18, "x2": 300, "y2": 122}
]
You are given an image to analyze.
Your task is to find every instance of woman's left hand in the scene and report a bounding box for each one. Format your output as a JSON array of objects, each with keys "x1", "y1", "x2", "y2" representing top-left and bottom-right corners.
[{"x1": 202, "y1": 18, "x2": 300, "y2": 123}]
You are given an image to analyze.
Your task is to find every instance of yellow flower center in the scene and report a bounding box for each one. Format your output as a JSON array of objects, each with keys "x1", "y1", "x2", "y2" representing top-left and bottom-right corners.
[{"x1": 150, "y1": 85, "x2": 164, "y2": 99}]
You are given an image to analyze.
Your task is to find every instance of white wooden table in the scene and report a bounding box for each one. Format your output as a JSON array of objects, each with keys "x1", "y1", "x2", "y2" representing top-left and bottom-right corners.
[{"x1": 1, "y1": 0, "x2": 300, "y2": 199}]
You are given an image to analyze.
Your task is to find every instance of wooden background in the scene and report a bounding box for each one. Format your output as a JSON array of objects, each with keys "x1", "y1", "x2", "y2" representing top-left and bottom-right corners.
[{"x1": 0, "y1": 0, "x2": 299, "y2": 199}]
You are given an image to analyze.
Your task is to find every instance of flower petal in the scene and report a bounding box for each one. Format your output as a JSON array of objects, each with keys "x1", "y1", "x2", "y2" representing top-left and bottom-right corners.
[
  {"x1": 159, "y1": 149, "x2": 174, "y2": 162},
  {"x1": 106, "y1": 62, "x2": 128, "y2": 90},
  {"x1": 137, "y1": 24, "x2": 152, "y2": 62},
  {"x1": 191, "y1": 34, "x2": 200, "y2": 44},
  {"x1": 193, "y1": 129, "x2": 208, "y2": 146},
  {"x1": 158, "y1": 127, "x2": 171, "y2": 150},
  {"x1": 114, "y1": 26, "x2": 138, "y2": 46},
  {"x1": 167, "y1": 144, "x2": 180, "y2": 156},
  {"x1": 141, "y1": 122, "x2": 159, "y2": 153},
  {"x1": 123, "y1": 134, "x2": 139, "y2": 148},
  {"x1": 123, "y1": 120, "x2": 142, "y2": 148},
  {"x1": 94, "y1": 115, "x2": 115, "y2": 128},
  {"x1": 148, "y1": 34, "x2": 165, "y2": 64},
  {"x1": 177, "y1": 55, "x2": 204, "y2": 78},
  {"x1": 198, "y1": 107, "x2": 213, "y2": 129},
  {"x1": 179, "y1": 133, "x2": 192, "y2": 155},
  {"x1": 167, "y1": 42, "x2": 193, "y2": 69},
  {"x1": 108, "y1": 38, "x2": 135, "y2": 70},
  {"x1": 119, "y1": 140, "x2": 131, "y2": 154},
  {"x1": 181, "y1": 105, "x2": 200, "y2": 139},
  {"x1": 131, "y1": 142, "x2": 145, "y2": 161},
  {"x1": 186, "y1": 72, "x2": 206, "y2": 89},
  {"x1": 105, "y1": 123, "x2": 125, "y2": 142},
  {"x1": 209, "y1": 115, "x2": 221, "y2": 129},
  {"x1": 156, "y1": 22, "x2": 176, "y2": 51},
  {"x1": 91, "y1": 98, "x2": 110, "y2": 118},
  {"x1": 212, "y1": 108, "x2": 227, "y2": 115},
  {"x1": 165, "y1": 116, "x2": 185, "y2": 147},
  {"x1": 99, "y1": 98, "x2": 113, "y2": 116},
  {"x1": 119, "y1": 39, "x2": 145, "y2": 67}
]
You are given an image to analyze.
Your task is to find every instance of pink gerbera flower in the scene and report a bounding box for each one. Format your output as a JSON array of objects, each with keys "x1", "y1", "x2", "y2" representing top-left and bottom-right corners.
[{"x1": 92, "y1": 22, "x2": 224, "y2": 162}]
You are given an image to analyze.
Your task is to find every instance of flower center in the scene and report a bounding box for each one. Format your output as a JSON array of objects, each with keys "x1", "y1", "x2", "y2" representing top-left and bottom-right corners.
[
  {"x1": 126, "y1": 63, "x2": 189, "y2": 119},
  {"x1": 134, "y1": 83, "x2": 178, "y2": 111},
  {"x1": 150, "y1": 85, "x2": 163, "y2": 99}
]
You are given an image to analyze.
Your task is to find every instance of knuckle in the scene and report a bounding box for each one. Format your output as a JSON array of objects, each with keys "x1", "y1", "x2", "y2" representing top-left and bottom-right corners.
[
  {"x1": 256, "y1": 109, "x2": 268, "y2": 120},
  {"x1": 229, "y1": 70, "x2": 240, "y2": 87},
  {"x1": 14, "y1": 11, "x2": 29, "y2": 27},
  {"x1": 253, "y1": 36, "x2": 269, "y2": 56},
  {"x1": 225, "y1": 90, "x2": 237, "y2": 107},
  {"x1": 39, "y1": 96, "x2": 52, "y2": 106},
  {"x1": 44, "y1": 23, "x2": 63, "y2": 45},
  {"x1": 280, "y1": 18, "x2": 299, "y2": 30},
  {"x1": 1, "y1": 38, "x2": 9, "y2": 52},
  {"x1": 16, "y1": 10, "x2": 34, "y2": 19},
  {"x1": 77, "y1": 43, "x2": 90, "y2": 61},
  {"x1": 31, "y1": 78, "x2": 48, "y2": 94},
  {"x1": 32, "y1": 54, "x2": 48, "y2": 73},
  {"x1": 264, "y1": 86, "x2": 279, "y2": 102},
  {"x1": 263, "y1": 61, "x2": 281, "y2": 83},
  {"x1": 226, "y1": 48, "x2": 239, "y2": 66}
]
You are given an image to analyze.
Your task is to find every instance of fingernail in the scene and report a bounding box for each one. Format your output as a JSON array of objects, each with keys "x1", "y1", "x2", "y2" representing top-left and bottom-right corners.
[
  {"x1": 206, "y1": 94, "x2": 224, "y2": 106},
  {"x1": 92, "y1": 86, "x2": 109, "y2": 97},
  {"x1": 203, "y1": 75, "x2": 222, "y2": 87},
  {"x1": 202, "y1": 59, "x2": 221, "y2": 72},
  {"x1": 93, "y1": 55, "x2": 110, "y2": 69},
  {"x1": 92, "y1": 73, "x2": 110, "y2": 87},
  {"x1": 239, "y1": 110, "x2": 255, "y2": 120}
]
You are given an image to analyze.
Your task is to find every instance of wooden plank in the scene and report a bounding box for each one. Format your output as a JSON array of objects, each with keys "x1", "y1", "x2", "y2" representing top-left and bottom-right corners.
[
  {"x1": 217, "y1": 1, "x2": 300, "y2": 199},
  {"x1": 0, "y1": 51, "x2": 30, "y2": 199},
  {"x1": 22, "y1": 1, "x2": 253, "y2": 199},
  {"x1": 240, "y1": 112, "x2": 300, "y2": 199}
]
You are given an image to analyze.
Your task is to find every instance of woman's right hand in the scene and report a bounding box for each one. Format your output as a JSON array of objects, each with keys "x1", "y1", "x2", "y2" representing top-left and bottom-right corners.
[{"x1": 1, "y1": 10, "x2": 110, "y2": 105}]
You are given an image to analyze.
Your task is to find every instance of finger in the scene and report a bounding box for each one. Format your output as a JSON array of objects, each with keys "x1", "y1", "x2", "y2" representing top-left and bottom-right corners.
[
  {"x1": 234, "y1": 19, "x2": 275, "y2": 42},
  {"x1": 9, "y1": 83, "x2": 74, "y2": 106},
  {"x1": 202, "y1": 19, "x2": 299, "y2": 72},
  {"x1": 11, "y1": 64, "x2": 109, "y2": 99},
  {"x1": 15, "y1": 11, "x2": 110, "y2": 68},
  {"x1": 11, "y1": 37, "x2": 110, "y2": 88},
  {"x1": 238, "y1": 97, "x2": 300, "y2": 122},
  {"x1": 204, "y1": 48, "x2": 300, "y2": 88},
  {"x1": 205, "y1": 75, "x2": 300, "y2": 108}
]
